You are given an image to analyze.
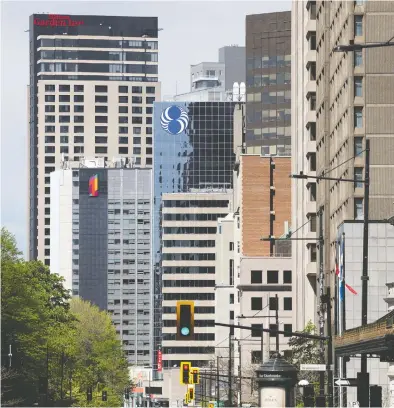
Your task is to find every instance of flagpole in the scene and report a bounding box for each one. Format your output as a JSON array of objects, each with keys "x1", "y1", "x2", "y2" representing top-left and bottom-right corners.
[
  {"x1": 338, "y1": 237, "x2": 343, "y2": 408},
  {"x1": 342, "y1": 232, "x2": 347, "y2": 408}
]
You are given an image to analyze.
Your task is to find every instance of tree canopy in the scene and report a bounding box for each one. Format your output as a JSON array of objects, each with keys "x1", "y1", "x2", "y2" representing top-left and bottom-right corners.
[{"x1": 1, "y1": 228, "x2": 130, "y2": 407}]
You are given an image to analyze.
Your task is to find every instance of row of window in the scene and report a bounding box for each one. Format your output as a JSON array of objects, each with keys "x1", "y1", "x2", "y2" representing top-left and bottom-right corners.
[
  {"x1": 44, "y1": 94, "x2": 155, "y2": 104},
  {"x1": 44, "y1": 126, "x2": 153, "y2": 135},
  {"x1": 250, "y1": 269, "x2": 292, "y2": 284},
  {"x1": 162, "y1": 306, "x2": 215, "y2": 314},
  {"x1": 45, "y1": 105, "x2": 153, "y2": 115},
  {"x1": 246, "y1": 54, "x2": 291, "y2": 71},
  {"x1": 45, "y1": 115, "x2": 152, "y2": 125},
  {"x1": 162, "y1": 333, "x2": 215, "y2": 341},
  {"x1": 39, "y1": 75, "x2": 158, "y2": 83},
  {"x1": 162, "y1": 347, "x2": 214, "y2": 354},
  {"x1": 162, "y1": 280, "x2": 215, "y2": 288},
  {"x1": 247, "y1": 90, "x2": 291, "y2": 104},
  {"x1": 163, "y1": 240, "x2": 216, "y2": 248},
  {"x1": 163, "y1": 213, "x2": 225, "y2": 222},
  {"x1": 44, "y1": 84, "x2": 156, "y2": 94},
  {"x1": 163, "y1": 200, "x2": 229, "y2": 208},
  {"x1": 40, "y1": 63, "x2": 158, "y2": 75},
  {"x1": 162, "y1": 267, "x2": 215, "y2": 274},
  {"x1": 45, "y1": 136, "x2": 152, "y2": 146},
  {"x1": 251, "y1": 323, "x2": 293, "y2": 338},
  {"x1": 40, "y1": 50, "x2": 158, "y2": 63},
  {"x1": 248, "y1": 72, "x2": 291, "y2": 88},
  {"x1": 162, "y1": 253, "x2": 215, "y2": 261},
  {"x1": 163, "y1": 227, "x2": 217, "y2": 234},
  {"x1": 162, "y1": 320, "x2": 215, "y2": 327},
  {"x1": 44, "y1": 146, "x2": 151, "y2": 156},
  {"x1": 40, "y1": 38, "x2": 158, "y2": 49},
  {"x1": 162, "y1": 293, "x2": 215, "y2": 301},
  {"x1": 251, "y1": 296, "x2": 293, "y2": 311}
]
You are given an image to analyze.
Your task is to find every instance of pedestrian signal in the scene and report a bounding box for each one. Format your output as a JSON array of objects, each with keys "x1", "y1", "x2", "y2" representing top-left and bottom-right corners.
[
  {"x1": 102, "y1": 390, "x2": 107, "y2": 401},
  {"x1": 188, "y1": 387, "x2": 194, "y2": 401},
  {"x1": 191, "y1": 368, "x2": 200, "y2": 384}
]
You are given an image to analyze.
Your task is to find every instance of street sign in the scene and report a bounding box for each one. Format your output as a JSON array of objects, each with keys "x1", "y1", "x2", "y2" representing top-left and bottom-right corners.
[
  {"x1": 335, "y1": 378, "x2": 358, "y2": 387},
  {"x1": 300, "y1": 364, "x2": 326, "y2": 371}
]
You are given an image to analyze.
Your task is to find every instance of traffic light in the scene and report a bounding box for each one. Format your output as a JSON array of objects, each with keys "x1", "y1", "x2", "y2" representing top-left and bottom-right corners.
[
  {"x1": 124, "y1": 388, "x2": 130, "y2": 399},
  {"x1": 87, "y1": 386, "x2": 93, "y2": 402},
  {"x1": 191, "y1": 368, "x2": 200, "y2": 384},
  {"x1": 102, "y1": 390, "x2": 107, "y2": 401},
  {"x1": 188, "y1": 387, "x2": 194, "y2": 401},
  {"x1": 176, "y1": 301, "x2": 194, "y2": 340},
  {"x1": 185, "y1": 393, "x2": 190, "y2": 404},
  {"x1": 180, "y1": 361, "x2": 191, "y2": 384}
]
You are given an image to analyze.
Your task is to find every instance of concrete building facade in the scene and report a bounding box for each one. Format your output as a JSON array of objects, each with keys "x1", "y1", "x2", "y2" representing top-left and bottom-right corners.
[
  {"x1": 291, "y1": 0, "x2": 318, "y2": 330},
  {"x1": 50, "y1": 158, "x2": 154, "y2": 366},
  {"x1": 28, "y1": 14, "x2": 160, "y2": 266},
  {"x1": 161, "y1": 191, "x2": 232, "y2": 368},
  {"x1": 315, "y1": 1, "x2": 394, "y2": 285},
  {"x1": 245, "y1": 11, "x2": 292, "y2": 154}
]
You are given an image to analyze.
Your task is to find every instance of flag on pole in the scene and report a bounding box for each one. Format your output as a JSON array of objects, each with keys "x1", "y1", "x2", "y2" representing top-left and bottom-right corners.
[{"x1": 335, "y1": 238, "x2": 357, "y2": 296}]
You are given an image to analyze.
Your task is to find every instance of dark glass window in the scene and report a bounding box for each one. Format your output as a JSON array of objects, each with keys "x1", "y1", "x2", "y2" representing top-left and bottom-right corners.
[
  {"x1": 74, "y1": 126, "x2": 84, "y2": 133},
  {"x1": 95, "y1": 146, "x2": 108, "y2": 154},
  {"x1": 269, "y1": 297, "x2": 278, "y2": 311},
  {"x1": 119, "y1": 137, "x2": 128, "y2": 144},
  {"x1": 119, "y1": 86, "x2": 128, "y2": 93},
  {"x1": 251, "y1": 270, "x2": 262, "y2": 284},
  {"x1": 59, "y1": 85, "x2": 70, "y2": 92},
  {"x1": 283, "y1": 270, "x2": 292, "y2": 284},
  {"x1": 146, "y1": 86, "x2": 155, "y2": 94},
  {"x1": 146, "y1": 147, "x2": 152, "y2": 155},
  {"x1": 146, "y1": 117, "x2": 152, "y2": 124},
  {"x1": 74, "y1": 136, "x2": 84, "y2": 143},
  {"x1": 95, "y1": 85, "x2": 108, "y2": 93},
  {"x1": 95, "y1": 126, "x2": 107, "y2": 133},
  {"x1": 132, "y1": 107, "x2": 143, "y2": 114},
  {"x1": 119, "y1": 147, "x2": 128, "y2": 154},
  {"x1": 119, "y1": 106, "x2": 128, "y2": 113},
  {"x1": 269, "y1": 324, "x2": 278, "y2": 337},
  {"x1": 251, "y1": 324, "x2": 263, "y2": 337},
  {"x1": 133, "y1": 137, "x2": 141, "y2": 144},
  {"x1": 74, "y1": 85, "x2": 84, "y2": 92},
  {"x1": 132, "y1": 96, "x2": 143, "y2": 104},
  {"x1": 74, "y1": 116, "x2": 84, "y2": 123},
  {"x1": 284, "y1": 324, "x2": 292, "y2": 337},
  {"x1": 284, "y1": 297, "x2": 292, "y2": 311},
  {"x1": 59, "y1": 95, "x2": 70, "y2": 102},
  {"x1": 146, "y1": 97, "x2": 155, "y2": 104},
  {"x1": 59, "y1": 105, "x2": 70, "y2": 113},
  {"x1": 74, "y1": 95, "x2": 84, "y2": 102},
  {"x1": 132, "y1": 86, "x2": 143, "y2": 93},
  {"x1": 74, "y1": 105, "x2": 84, "y2": 113},
  {"x1": 95, "y1": 95, "x2": 107, "y2": 103},
  {"x1": 132, "y1": 117, "x2": 143, "y2": 124},
  {"x1": 45, "y1": 95, "x2": 55, "y2": 102},
  {"x1": 95, "y1": 116, "x2": 108, "y2": 123},
  {"x1": 95, "y1": 136, "x2": 107, "y2": 144},
  {"x1": 45, "y1": 105, "x2": 55, "y2": 112},
  {"x1": 45, "y1": 84, "x2": 55, "y2": 92},
  {"x1": 119, "y1": 127, "x2": 128, "y2": 134},
  {"x1": 119, "y1": 96, "x2": 128, "y2": 103},
  {"x1": 251, "y1": 297, "x2": 262, "y2": 311},
  {"x1": 119, "y1": 116, "x2": 128, "y2": 124},
  {"x1": 267, "y1": 270, "x2": 279, "y2": 284},
  {"x1": 95, "y1": 105, "x2": 107, "y2": 113}
]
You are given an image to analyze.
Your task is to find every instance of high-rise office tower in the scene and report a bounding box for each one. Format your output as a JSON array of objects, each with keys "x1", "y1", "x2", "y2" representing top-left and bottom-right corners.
[
  {"x1": 316, "y1": 1, "x2": 394, "y2": 289},
  {"x1": 28, "y1": 14, "x2": 160, "y2": 264},
  {"x1": 153, "y1": 102, "x2": 242, "y2": 374},
  {"x1": 50, "y1": 157, "x2": 153, "y2": 365},
  {"x1": 291, "y1": 0, "x2": 317, "y2": 330},
  {"x1": 245, "y1": 11, "x2": 291, "y2": 154}
]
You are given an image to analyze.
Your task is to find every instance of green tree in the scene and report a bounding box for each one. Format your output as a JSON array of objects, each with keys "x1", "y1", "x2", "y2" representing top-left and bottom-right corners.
[{"x1": 286, "y1": 321, "x2": 321, "y2": 406}]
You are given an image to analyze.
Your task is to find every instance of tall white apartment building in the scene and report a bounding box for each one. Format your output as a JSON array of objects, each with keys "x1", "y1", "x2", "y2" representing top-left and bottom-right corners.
[
  {"x1": 28, "y1": 14, "x2": 160, "y2": 265},
  {"x1": 161, "y1": 191, "x2": 232, "y2": 369},
  {"x1": 291, "y1": 0, "x2": 318, "y2": 329}
]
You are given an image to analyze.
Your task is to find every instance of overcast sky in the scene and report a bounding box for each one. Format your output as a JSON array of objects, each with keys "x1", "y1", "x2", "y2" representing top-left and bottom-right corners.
[{"x1": 1, "y1": 0, "x2": 291, "y2": 257}]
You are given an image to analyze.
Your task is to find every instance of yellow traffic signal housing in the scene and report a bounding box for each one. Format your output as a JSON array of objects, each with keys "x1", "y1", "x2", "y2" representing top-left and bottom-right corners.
[
  {"x1": 188, "y1": 386, "x2": 194, "y2": 401},
  {"x1": 185, "y1": 392, "x2": 190, "y2": 404},
  {"x1": 180, "y1": 361, "x2": 191, "y2": 384},
  {"x1": 176, "y1": 301, "x2": 194, "y2": 340},
  {"x1": 208, "y1": 404, "x2": 214, "y2": 408},
  {"x1": 190, "y1": 368, "x2": 200, "y2": 384}
]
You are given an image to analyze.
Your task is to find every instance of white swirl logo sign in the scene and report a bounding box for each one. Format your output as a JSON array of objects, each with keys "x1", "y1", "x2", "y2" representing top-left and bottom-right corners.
[{"x1": 160, "y1": 105, "x2": 189, "y2": 135}]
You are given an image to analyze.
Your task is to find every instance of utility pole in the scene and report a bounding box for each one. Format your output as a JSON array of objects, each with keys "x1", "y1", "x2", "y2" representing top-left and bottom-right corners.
[
  {"x1": 238, "y1": 340, "x2": 242, "y2": 406},
  {"x1": 275, "y1": 294, "x2": 279, "y2": 352},
  {"x1": 317, "y1": 208, "x2": 326, "y2": 406},
  {"x1": 260, "y1": 324, "x2": 264, "y2": 363},
  {"x1": 326, "y1": 287, "x2": 334, "y2": 408},
  {"x1": 216, "y1": 356, "x2": 220, "y2": 406},
  {"x1": 359, "y1": 138, "x2": 370, "y2": 407},
  {"x1": 228, "y1": 335, "x2": 232, "y2": 407},
  {"x1": 209, "y1": 361, "x2": 213, "y2": 402}
]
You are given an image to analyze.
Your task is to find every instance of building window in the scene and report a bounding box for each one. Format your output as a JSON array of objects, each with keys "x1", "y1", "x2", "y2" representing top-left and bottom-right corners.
[
  {"x1": 269, "y1": 297, "x2": 278, "y2": 311},
  {"x1": 59, "y1": 85, "x2": 70, "y2": 92},
  {"x1": 251, "y1": 270, "x2": 262, "y2": 284},
  {"x1": 309, "y1": 183, "x2": 317, "y2": 202},
  {"x1": 283, "y1": 324, "x2": 292, "y2": 337},
  {"x1": 95, "y1": 95, "x2": 107, "y2": 103},
  {"x1": 119, "y1": 86, "x2": 128, "y2": 93},
  {"x1": 119, "y1": 147, "x2": 128, "y2": 154},
  {"x1": 309, "y1": 213, "x2": 317, "y2": 232},
  {"x1": 354, "y1": 137, "x2": 363, "y2": 156},
  {"x1": 95, "y1": 146, "x2": 107, "y2": 154},
  {"x1": 308, "y1": 62, "x2": 316, "y2": 81},
  {"x1": 269, "y1": 324, "x2": 278, "y2": 337},
  {"x1": 251, "y1": 297, "x2": 263, "y2": 311},
  {"x1": 283, "y1": 270, "x2": 292, "y2": 284},
  {"x1": 45, "y1": 84, "x2": 55, "y2": 92},
  {"x1": 354, "y1": 50, "x2": 363, "y2": 67},
  {"x1": 95, "y1": 85, "x2": 107, "y2": 93},
  {"x1": 74, "y1": 85, "x2": 84, "y2": 92},
  {"x1": 119, "y1": 106, "x2": 128, "y2": 114},
  {"x1": 284, "y1": 297, "x2": 292, "y2": 311},
  {"x1": 354, "y1": 15, "x2": 363, "y2": 36},
  {"x1": 267, "y1": 270, "x2": 279, "y2": 284},
  {"x1": 354, "y1": 107, "x2": 363, "y2": 128},
  {"x1": 309, "y1": 93, "x2": 316, "y2": 111},
  {"x1": 354, "y1": 198, "x2": 364, "y2": 220},
  {"x1": 229, "y1": 294, "x2": 234, "y2": 304},
  {"x1": 229, "y1": 242, "x2": 234, "y2": 251},
  {"x1": 354, "y1": 168, "x2": 363, "y2": 189},
  {"x1": 309, "y1": 123, "x2": 316, "y2": 141},
  {"x1": 119, "y1": 96, "x2": 128, "y2": 103},
  {"x1": 251, "y1": 350, "x2": 261, "y2": 364},
  {"x1": 310, "y1": 244, "x2": 317, "y2": 262},
  {"x1": 251, "y1": 324, "x2": 263, "y2": 337},
  {"x1": 309, "y1": 33, "x2": 316, "y2": 50},
  {"x1": 309, "y1": 153, "x2": 316, "y2": 171},
  {"x1": 354, "y1": 77, "x2": 363, "y2": 97},
  {"x1": 309, "y1": 2, "x2": 316, "y2": 19}
]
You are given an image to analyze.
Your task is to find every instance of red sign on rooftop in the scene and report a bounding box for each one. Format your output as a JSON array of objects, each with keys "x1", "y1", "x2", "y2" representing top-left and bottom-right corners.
[{"x1": 34, "y1": 15, "x2": 84, "y2": 27}]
